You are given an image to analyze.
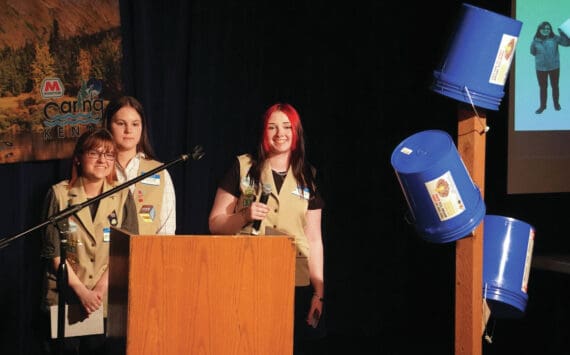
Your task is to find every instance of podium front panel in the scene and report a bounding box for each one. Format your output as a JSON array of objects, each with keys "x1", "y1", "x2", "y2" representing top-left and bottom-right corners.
[{"x1": 109, "y1": 230, "x2": 296, "y2": 355}]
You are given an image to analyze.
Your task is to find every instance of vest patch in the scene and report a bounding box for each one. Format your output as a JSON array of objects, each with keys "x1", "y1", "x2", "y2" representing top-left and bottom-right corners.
[
  {"x1": 240, "y1": 177, "x2": 255, "y2": 207},
  {"x1": 108, "y1": 210, "x2": 118, "y2": 226},
  {"x1": 139, "y1": 205, "x2": 156, "y2": 222}
]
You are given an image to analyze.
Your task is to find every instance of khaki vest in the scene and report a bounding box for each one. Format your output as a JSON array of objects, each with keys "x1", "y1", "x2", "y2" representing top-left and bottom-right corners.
[
  {"x1": 133, "y1": 159, "x2": 165, "y2": 235},
  {"x1": 46, "y1": 177, "x2": 130, "y2": 316},
  {"x1": 235, "y1": 154, "x2": 310, "y2": 286}
]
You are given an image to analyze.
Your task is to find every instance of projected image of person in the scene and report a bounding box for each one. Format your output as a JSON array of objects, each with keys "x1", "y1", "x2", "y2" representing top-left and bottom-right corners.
[{"x1": 530, "y1": 21, "x2": 570, "y2": 114}]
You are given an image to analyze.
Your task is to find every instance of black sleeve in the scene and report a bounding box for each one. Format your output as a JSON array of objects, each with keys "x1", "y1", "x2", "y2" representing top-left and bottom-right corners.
[
  {"x1": 308, "y1": 165, "x2": 325, "y2": 210},
  {"x1": 309, "y1": 188, "x2": 325, "y2": 210},
  {"x1": 218, "y1": 158, "x2": 241, "y2": 197}
]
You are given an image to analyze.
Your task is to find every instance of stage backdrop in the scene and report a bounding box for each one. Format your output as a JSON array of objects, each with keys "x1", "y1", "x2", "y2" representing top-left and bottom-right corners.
[{"x1": 0, "y1": 0, "x2": 122, "y2": 164}]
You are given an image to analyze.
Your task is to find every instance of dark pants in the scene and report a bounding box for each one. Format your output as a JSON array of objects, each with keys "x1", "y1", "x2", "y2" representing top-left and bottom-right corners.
[
  {"x1": 536, "y1": 68, "x2": 560, "y2": 108},
  {"x1": 51, "y1": 334, "x2": 106, "y2": 355},
  {"x1": 294, "y1": 286, "x2": 327, "y2": 355}
]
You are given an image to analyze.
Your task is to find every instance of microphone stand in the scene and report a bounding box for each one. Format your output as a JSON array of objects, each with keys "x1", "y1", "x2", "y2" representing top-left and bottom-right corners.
[
  {"x1": 0, "y1": 146, "x2": 204, "y2": 350},
  {"x1": 54, "y1": 218, "x2": 70, "y2": 353}
]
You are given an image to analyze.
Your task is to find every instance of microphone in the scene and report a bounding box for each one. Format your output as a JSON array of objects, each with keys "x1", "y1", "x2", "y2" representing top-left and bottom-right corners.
[
  {"x1": 251, "y1": 183, "x2": 272, "y2": 235},
  {"x1": 181, "y1": 145, "x2": 205, "y2": 162}
]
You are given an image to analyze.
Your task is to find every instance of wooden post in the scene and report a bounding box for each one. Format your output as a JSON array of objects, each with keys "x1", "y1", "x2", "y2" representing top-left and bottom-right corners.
[{"x1": 455, "y1": 105, "x2": 486, "y2": 355}]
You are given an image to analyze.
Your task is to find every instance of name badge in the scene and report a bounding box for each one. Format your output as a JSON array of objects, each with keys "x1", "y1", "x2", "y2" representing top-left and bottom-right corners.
[
  {"x1": 141, "y1": 172, "x2": 161, "y2": 186},
  {"x1": 291, "y1": 187, "x2": 310, "y2": 200},
  {"x1": 103, "y1": 227, "x2": 110, "y2": 242}
]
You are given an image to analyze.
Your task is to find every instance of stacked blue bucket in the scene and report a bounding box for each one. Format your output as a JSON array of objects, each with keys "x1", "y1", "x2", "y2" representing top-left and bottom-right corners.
[
  {"x1": 483, "y1": 215, "x2": 535, "y2": 318},
  {"x1": 390, "y1": 129, "x2": 485, "y2": 243},
  {"x1": 431, "y1": 3, "x2": 523, "y2": 110},
  {"x1": 391, "y1": 129, "x2": 536, "y2": 318},
  {"x1": 392, "y1": 3, "x2": 535, "y2": 320}
]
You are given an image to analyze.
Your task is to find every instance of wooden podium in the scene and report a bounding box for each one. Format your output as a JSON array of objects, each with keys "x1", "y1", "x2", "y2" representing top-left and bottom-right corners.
[{"x1": 108, "y1": 228, "x2": 296, "y2": 355}]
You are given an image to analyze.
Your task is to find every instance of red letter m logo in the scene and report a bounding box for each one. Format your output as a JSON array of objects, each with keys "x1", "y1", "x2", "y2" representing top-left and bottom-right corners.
[{"x1": 41, "y1": 78, "x2": 65, "y2": 99}]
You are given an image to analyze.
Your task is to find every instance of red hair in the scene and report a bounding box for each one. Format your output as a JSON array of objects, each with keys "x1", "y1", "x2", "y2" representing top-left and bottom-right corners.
[
  {"x1": 251, "y1": 102, "x2": 313, "y2": 194},
  {"x1": 261, "y1": 103, "x2": 301, "y2": 153}
]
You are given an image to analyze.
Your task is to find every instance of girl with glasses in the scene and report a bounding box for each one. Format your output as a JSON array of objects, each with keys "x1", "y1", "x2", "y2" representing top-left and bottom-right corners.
[
  {"x1": 531, "y1": 21, "x2": 570, "y2": 114},
  {"x1": 40, "y1": 128, "x2": 138, "y2": 355}
]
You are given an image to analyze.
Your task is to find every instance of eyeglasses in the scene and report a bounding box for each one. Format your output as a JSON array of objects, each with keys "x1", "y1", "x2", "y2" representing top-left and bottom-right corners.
[{"x1": 86, "y1": 150, "x2": 115, "y2": 161}]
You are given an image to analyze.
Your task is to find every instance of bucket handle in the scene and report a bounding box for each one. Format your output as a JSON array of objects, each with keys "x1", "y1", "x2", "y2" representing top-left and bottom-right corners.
[
  {"x1": 463, "y1": 86, "x2": 490, "y2": 134},
  {"x1": 482, "y1": 282, "x2": 495, "y2": 344},
  {"x1": 403, "y1": 209, "x2": 415, "y2": 225}
]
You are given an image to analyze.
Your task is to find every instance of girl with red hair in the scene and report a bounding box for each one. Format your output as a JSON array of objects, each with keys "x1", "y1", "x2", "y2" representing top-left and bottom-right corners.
[{"x1": 209, "y1": 102, "x2": 326, "y2": 353}]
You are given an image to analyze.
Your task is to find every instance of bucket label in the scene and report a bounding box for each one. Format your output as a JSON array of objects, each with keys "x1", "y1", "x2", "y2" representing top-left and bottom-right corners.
[
  {"x1": 521, "y1": 228, "x2": 535, "y2": 293},
  {"x1": 489, "y1": 34, "x2": 518, "y2": 86},
  {"x1": 424, "y1": 171, "x2": 465, "y2": 221}
]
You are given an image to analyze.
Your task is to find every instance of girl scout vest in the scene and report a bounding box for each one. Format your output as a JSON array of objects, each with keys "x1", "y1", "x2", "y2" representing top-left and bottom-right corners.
[
  {"x1": 134, "y1": 159, "x2": 165, "y2": 235},
  {"x1": 235, "y1": 154, "x2": 311, "y2": 286},
  {"x1": 47, "y1": 178, "x2": 130, "y2": 316}
]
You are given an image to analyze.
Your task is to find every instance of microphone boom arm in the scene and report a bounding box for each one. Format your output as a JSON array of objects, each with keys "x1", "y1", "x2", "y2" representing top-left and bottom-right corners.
[{"x1": 0, "y1": 146, "x2": 204, "y2": 249}]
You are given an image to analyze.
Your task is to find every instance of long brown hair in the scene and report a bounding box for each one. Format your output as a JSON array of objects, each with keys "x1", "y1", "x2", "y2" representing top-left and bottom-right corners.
[
  {"x1": 102, "y1": 95, "x2": 157, "y2": 160},
  {"x1": 534, "y1": 21, "x2": 555, "y2": 40}
]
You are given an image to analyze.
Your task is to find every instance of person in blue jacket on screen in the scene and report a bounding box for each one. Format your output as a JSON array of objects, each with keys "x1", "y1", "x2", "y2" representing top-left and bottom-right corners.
[{"x1": 530, "y1": 21, "x2": 570, "y2": 114}]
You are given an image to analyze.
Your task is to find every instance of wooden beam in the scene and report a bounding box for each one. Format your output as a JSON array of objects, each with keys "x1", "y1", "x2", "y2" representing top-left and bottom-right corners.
[{"x1": 455, "y1": 105, "x2": 486, "y2": 355}]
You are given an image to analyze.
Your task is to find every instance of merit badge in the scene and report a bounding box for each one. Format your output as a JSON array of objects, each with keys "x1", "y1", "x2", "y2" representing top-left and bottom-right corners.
[
  {"x1": 108, "y1": 210, "x2": 118, "y2": 226},
  {"x1": 241, "y1": 177, "x2": 255, "y2": 207},
  {"x1": 139, "y1": 205, "x2": 156, "y2": 222},
  {"x1": 243, "y1": 186, "x2": 255, "y2": 207}
]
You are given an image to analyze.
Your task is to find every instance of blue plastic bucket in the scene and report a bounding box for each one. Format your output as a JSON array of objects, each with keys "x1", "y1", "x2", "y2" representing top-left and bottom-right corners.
[
  {"x1": 483, "y1": 215, "x2": 535, "y2": 318},
  {"x1": 390, "y1": 129, "x2": 485, "y2": 243},
  {"x1": 431, "y1": 3, "x2": 522, "y2": 110}
]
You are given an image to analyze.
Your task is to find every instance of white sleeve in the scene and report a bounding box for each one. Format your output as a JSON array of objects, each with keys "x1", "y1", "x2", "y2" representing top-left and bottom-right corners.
[{"x1": 157, "y1": 170, "x2": 176, "y2": 234}]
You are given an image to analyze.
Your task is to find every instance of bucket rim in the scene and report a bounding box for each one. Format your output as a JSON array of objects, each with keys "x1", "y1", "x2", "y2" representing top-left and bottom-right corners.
[
  {"x1": 419, "y1": 188, "x2": 486, "y2": 243},
  {"x1": 484, "y1": 214, "x2": 535, "y2": 230},
  {"x1": 431, "y1": 80, "x2": 500, "y2": 110},
  {"x1": 483, "y1": 284, "x2": 528, "y2": 312}
]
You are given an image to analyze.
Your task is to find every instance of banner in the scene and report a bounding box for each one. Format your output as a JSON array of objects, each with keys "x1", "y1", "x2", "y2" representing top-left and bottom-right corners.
[{"x1": 0, "y1": 0, "x2": 122, "y2": 164}]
